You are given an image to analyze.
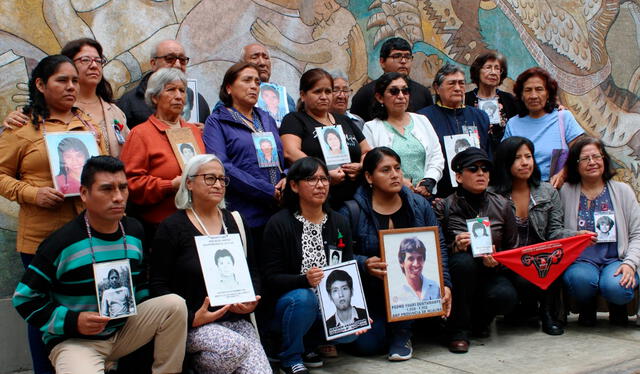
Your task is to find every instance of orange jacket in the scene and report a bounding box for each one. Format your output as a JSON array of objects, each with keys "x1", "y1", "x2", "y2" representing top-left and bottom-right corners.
[
  {"x1": 0, "y1": 112, "x2": 106, "y2": 254},
  {"x1": 120, "y1": 115, "x2": 204, "y2": 225}
]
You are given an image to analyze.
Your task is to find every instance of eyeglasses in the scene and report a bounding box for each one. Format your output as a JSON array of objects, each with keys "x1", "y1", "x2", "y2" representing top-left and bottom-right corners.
[
  {"x1": 332, "y1": 88, "x2": 353, "y2": 95},
  {"x1": 388, "y1": 53, "x2": 413, "y2": 62},
  {"x1": 578, "y1": 154, "x2": 604, "y2": 163},
  {"x1": 464, "y1": 165, "x2": 490, "y2": 173},
  {"x1": 387, "y1": 87, "x2": 410, "y2": 96},
  {"x1": 154, "y1": 54, "x2": 190, "y2": 65},
  {"x1": 191, "y1": 174, "x2": 229, "y2": 186},
  {"x1": 74, "y1": 56, "x2": 107, "y2": 66},
  {"x1": 303, "y1": 176, "x2": 330, "y2": 186},
  {"x1": 481, "y1": 65, "x2": 502, "y2": 72}
]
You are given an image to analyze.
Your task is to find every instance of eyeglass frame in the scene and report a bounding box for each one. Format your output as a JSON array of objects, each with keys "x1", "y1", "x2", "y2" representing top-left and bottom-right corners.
[
  {"x1": 387, "y1": 53, "x2": 414, "y2": 62},
  {"x1": 302, "y1": 175, "x2": 331, "y2": 186},
  {"x1": 577, "y1": 154, "x2": 604, "y2": 164},
  {"x1": 463, "y1": 164, "x2": 490, "y2": 173},
  {"x1": 332, "y1": 88, "x2": 353, "y2": 95},
  {"x1": 153, "y1": 54, "x2": 190, "y2": 65},
  {"x1": 190, "y1": 174, "x2": 230, "y2": 186},
  {"x1": 386, "y1": 87, "x2": 410, "y2": 96},
  {"x1": 73, "y1": 56, "x2": 107, "y2": 66}
]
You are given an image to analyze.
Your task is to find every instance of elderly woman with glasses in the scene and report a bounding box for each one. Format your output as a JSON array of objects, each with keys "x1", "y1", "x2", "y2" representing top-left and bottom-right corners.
[
  {"x1": 560, "y1": 137, "x2": 640, "y2": 326},
  {"x1": 261, "y1": 157, "x2": 357, "y2": 374},
  {"x1": 151, "y1": 154, "x2": 270, "y2": 373},
  {"x1": 362, "y1": 72, "x2": 444, "y2": 198},
  {"x1": 418, "y1": 63, "x2": 492, "y2": 198},
  {"x1": 465, "y1": 52, "x2": 518, "y2": 150},
  {"x1": 330, "y1": 71, "x2": 365, "y2": 130},
  {"x1": 120, "y1": 68, "x2": 205, "y2": 239}
]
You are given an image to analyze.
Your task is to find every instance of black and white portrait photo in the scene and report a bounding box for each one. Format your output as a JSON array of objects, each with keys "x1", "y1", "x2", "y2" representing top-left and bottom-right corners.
[{"x1": 93, "y1": 259, "x2": 136, "y2": 319}]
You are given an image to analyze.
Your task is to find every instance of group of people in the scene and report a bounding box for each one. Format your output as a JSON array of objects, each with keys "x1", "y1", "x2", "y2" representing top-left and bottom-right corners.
[{"x1": 1, "y1": 34, "x2": 639, "y2": 374}]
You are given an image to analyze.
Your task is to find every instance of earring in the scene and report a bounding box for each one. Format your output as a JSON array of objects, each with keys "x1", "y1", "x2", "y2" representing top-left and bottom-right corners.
[{"x1": 369, "y1": 183, "x2": 373, "y2": 189}]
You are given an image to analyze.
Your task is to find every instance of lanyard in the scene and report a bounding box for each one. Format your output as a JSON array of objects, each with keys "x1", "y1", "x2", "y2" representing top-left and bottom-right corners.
[
  {"x1": 84, "y1": 213, "x2": 128, "y2": 264},
  {"x1": 191, "y1": 208, "x2": 228, "y2": 236}
]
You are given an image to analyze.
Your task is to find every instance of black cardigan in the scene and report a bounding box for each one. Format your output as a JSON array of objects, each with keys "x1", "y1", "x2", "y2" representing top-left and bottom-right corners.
[
  {"x1": 261, "y1": 208, "x2": 353, "y2": 299},
  {"x1": 150, "y1": 209, "x2": 260, "y2": 328}
]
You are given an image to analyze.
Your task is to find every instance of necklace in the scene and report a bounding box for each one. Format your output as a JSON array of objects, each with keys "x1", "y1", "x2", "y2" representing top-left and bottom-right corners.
[
  {"x1": 77, "y1": 98, "x2": 101, "y2": 104},
  {"x1": 84, "y1": 212, "x2": 127, "y2": 264}
]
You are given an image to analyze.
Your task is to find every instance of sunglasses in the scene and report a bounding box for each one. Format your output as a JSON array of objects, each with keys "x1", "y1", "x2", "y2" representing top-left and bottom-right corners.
[
  {"x1": 387, "y1": 87, "x2": 409, "y2": 96},
  {"x1": 463, "y1": 164, "x2": 490, "y2": 173}
]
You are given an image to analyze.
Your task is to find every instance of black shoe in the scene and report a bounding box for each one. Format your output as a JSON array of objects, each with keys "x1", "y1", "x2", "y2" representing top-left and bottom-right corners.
[
  {"x1": 280, "y1": 363, "x2": 309, "y2": 374},
  {"x1": 578, "y1": 310, "x2": 597, "y2": 327},
  {"x1": 540, "y1": 311, "x2": 564, "y2": 335},
  {"x1": 302, "y1": 352, "x2": 323, "y2": 368},
  {"x1": 608, "y1": 303, "x2": 629, "y2": 326}
]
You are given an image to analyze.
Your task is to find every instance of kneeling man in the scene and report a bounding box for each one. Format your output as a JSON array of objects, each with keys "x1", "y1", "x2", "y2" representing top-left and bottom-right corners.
[{"x1": 13, "y1": 156, "x2": 187, "y2": 374}]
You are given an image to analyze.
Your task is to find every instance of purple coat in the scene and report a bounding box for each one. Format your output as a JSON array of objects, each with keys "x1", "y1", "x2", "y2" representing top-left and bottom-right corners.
[{"x1": 203, "y1": 106, "x2": 284, "y2": 228}]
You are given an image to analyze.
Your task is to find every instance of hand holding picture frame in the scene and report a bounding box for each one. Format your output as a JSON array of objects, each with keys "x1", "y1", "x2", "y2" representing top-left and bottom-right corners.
[
  {"x1": 379, "y1": 227, "x2": 445, "y2": 322},
  {"x1": 317, "y1": 260, "x2": 371, "y2": 340}
]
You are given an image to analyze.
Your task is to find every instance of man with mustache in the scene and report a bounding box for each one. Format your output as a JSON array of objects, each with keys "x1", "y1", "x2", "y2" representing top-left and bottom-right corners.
[{"x1": 13, "y1": 156, "x2": 187, "y2": 374}]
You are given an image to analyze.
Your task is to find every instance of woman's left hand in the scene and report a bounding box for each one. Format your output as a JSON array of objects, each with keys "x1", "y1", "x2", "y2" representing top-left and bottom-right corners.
[
  {"x1": 442, "y1": 286, "x2": 452, "y2": 318},
  {"x1": 414, "y1": 185, "x2": 431, "y2": 198},
  {"x1": 614, "y1": 264, "x2": 637, "y2": 289},
  {"x1": 341, "y1": 163, "x2": 362, "y2": 179},
  {"x1": 229, "y1": 295, "x2": 261, "y2": 314},
  {"x1": 482, "y1": 254, "x2": 499, "y2": 268},
  {"x1": 274, "y1": 178, "x2": 286, "y2": 201},
  {"x1": 354, "y1": 318, "x2": 374, "y2": 335}
]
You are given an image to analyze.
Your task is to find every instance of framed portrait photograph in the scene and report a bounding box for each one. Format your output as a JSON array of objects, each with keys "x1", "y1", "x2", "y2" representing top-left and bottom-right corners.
[
  {"x1": 466, "y1": 217, "x2": 494, "y2": 257},
  {"x1": 594, "y1": 211, "x2": 616, "y2": 243},
  {"x1": 257, "y1": 82, "x2": 290, "y2": 126},
  {"x1": 317, "y1": 260, "x2": 371, "y2": 340},
  {"x1": 317, "y1": 125, "x2": 351, "y2": 167},
  {"x1": 443, "y1": 133, "x2": 479, "y2": 187},
  {"x1": 477, "y1": 97, "x2": 501, "y2": 124},
  {"x1": 251, "y1": 132, "x2": 280, "y2": 168},
  {"x1": 44, "y1": 131, "x2": 101, "y2": 197},
  {"x1": 379, "y1": 227, "x2": 445, "y2": 322},
  {"x1": 166, "y1": 128, "x2": 201, "y2": 171},
  {"x1": 93, "y1": 259, "x2": 137, "y2": 319},
  {"x1": 194, "y1": 233, "x2": 256, "y2": 307},
  {"x1": 182, "y1": 79, "x2": 199, "y2": 122}
]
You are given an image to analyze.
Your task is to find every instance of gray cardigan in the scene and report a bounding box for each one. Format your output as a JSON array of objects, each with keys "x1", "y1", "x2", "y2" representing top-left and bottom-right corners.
[{"x1": 560, "y1": 180, "x2": 640, "y2": 273}]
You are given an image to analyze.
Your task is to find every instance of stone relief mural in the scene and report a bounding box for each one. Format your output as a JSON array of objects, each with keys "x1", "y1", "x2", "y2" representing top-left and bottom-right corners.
[{"x1": 1, "y1": 0, "x2": 639, "y2": 296}]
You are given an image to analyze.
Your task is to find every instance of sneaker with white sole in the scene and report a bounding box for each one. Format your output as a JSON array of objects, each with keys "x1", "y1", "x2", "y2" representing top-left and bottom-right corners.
[
  {"x1": 388, "y1": 337, "x2": 413, "y2": 361},
  {"x1": 280, "y1": 363, "x2": 309, "y2": 374},
  {"x1": 302, "y1": 351, "x2": 324, "y2": 368}
]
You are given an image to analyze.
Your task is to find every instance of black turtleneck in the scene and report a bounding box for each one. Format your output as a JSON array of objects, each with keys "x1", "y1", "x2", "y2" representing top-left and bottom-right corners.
[{"x1": 457, "y1": 186, "x2": 486, "y2": 217}]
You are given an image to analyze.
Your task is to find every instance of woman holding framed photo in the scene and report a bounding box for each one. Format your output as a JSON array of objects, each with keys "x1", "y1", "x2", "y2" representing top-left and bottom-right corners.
[
  {"x1": 338, "y1": 147, "x2": 451, "y2": 360},
  {"x1": 151, "y1": 154, "x2": 269, "y2": 373}
]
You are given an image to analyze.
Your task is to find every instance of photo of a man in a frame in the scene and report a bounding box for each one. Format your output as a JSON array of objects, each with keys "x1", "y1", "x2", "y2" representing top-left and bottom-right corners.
[
  {"x1": 215, "y1": 249, "x2": 240, "y2": 291},
  {"x1": 396, "y1": 237, "x2": 440, "y2": 302},
  {"x1": 325, "y1": 270, "x2": 367, "y2": 331}
]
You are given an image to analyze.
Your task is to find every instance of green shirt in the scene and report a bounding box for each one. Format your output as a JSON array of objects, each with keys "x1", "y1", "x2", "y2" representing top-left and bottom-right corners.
[{"x1": 383, "y1": 118, "x2": 425, "y2": 186}]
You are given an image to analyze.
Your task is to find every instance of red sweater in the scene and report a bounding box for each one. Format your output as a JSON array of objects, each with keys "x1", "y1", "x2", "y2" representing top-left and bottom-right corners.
[{"x1": 120, "y1": 115, "x2": 204, "y2": 225}]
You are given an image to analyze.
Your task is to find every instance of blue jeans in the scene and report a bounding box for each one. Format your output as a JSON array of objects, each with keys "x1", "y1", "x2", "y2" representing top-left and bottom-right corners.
[
  {"x1": 20, "y1": 253, "x2": 54, "y2": 374},
  {"x1": 563, "y1": 260, "x2": 638, "y2": 306}
]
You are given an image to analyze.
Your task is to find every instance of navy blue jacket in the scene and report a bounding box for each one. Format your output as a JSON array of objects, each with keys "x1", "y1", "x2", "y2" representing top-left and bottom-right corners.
[
  {"x1": 417, "y1": 104, "x2": 491, "y2": 198},
  {"x1": 203, "y1": 105, "x2": 285, "y2": 228},
  {"x1": 338, "y1": 186, "x2": 452, "y2": 310}
]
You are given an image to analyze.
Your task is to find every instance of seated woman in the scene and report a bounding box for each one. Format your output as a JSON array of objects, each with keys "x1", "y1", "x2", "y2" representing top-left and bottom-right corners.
[
  {"x1": 151, "y1": 154, "x2": 270, "y2": 373},
  {"x1": 120, "y1": 68, "x2": 205, "y2": 240},
  {"x1": 433, "y1": 147, "x2": 518, "y2": 353},
  {"x1": 362, "y1": 74, "x2": 444, "y2": 198},
  {"x1": 560, "y1": 137, "x2": 640, "y2": 326},
  {"x1": 262, "y1": 157, "x2": 355, "y2": 374},
  {"x1": 502, "y1": 67, "x2": 584, "y2": 187},
  {"x1": 338, "y1": 147, "x2": 451, "y2": 360},
  {"x1": 280, "y1": 68, "x2": 371, "y2": 209},
  {"x1": 490, "y1": 136, "x2": 592, "y2": 335}
]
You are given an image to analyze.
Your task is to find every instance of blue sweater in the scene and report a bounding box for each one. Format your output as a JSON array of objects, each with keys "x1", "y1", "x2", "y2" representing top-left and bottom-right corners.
[
  {"x1": 417, "y1": 104, "x2": 491, "y2": 198},
  {"x1": 338, "y1": 186, "x2": 452, "y2": 310},
  {"x1": 203, "y1": 105, "x2": 285, "y2": 228}
]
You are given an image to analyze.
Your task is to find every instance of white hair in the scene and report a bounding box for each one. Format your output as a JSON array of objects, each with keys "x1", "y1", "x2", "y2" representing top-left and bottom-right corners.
[
  {"x1": 329, "y1": 70, "x2": 349, "y2": 82},
  {"x1": 144, "y1": 68, "x2": 187, "y2": 108},
  {"x1": 175, "y1": 154, "x2": 226, "y2": 210}
]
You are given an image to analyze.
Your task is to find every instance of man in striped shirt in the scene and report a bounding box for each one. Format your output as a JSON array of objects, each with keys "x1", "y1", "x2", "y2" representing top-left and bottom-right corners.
[{"x1": 13, "y1": 156, "x2": 187, "y2": 374}]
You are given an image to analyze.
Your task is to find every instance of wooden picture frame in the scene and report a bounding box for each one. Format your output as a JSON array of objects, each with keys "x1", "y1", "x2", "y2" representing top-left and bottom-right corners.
[
  {"x1": 166, "y1": 127, "x2": 200, "y2": 171},
  {"x1": 379, "y1": 226, "x2": 445, "y2": 322}
]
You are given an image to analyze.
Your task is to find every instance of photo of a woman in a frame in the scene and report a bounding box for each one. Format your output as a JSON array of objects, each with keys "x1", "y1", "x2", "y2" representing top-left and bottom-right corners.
[{"x1": 55, "y1": 136, "x2": 90, "y2": 194}]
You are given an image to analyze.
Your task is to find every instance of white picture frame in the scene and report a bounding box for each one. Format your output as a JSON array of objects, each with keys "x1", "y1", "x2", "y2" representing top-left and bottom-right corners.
[
  {"x1": 45, "y1": 131, "x2": 101, "y2": 197},
  {"x1": 94, "y1": 259, "x2": 137, "y2": 319}
]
